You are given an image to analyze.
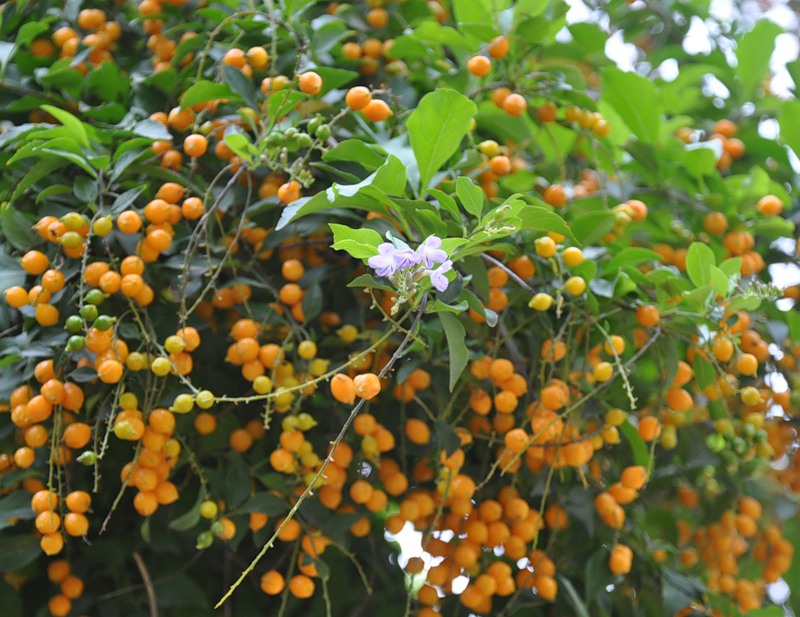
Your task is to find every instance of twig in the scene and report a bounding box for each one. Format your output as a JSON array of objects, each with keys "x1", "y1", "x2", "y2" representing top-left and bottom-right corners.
[
  {"x1": 132, "y1": 551, "x2": 158, "y2": 617},
  {"x1": 215, "y1": 305, "x2": 427, "y2": 607}
]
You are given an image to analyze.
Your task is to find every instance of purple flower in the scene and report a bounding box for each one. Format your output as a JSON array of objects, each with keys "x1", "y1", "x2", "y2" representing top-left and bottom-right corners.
[
  {"x1": 394, "y1": 247, "x2": 423, "y2": 269},
  {"x1": 417, "y1": 235, "x2": 448, "y2": 267},
  {"x1": 427, "y1": 260, "x2": 453, "y2": 292},
  {"x1": 368, "y1": 242, "x2": 402, "y2": 277},
  {"x1": 368, "y1": 243, "x2": 422, "y2": 277}
]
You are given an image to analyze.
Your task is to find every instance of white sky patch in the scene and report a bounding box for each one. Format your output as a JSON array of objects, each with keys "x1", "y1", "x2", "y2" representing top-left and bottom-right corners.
[
  {"x1": 658, "y1": 58, "x2": 680, "y2": 82},
  {"x1": 683, "y1": 17, "x2": 714, "y2": 55},
  {"x1": 564, "y1": 0, "x2": 592, "y2": 23},
  {"x1": 769, "y1": 263, "x2": 800, "y2": 287},
  {"x1": 605, "y1": 30, "x2": 638, "y2": 71}
]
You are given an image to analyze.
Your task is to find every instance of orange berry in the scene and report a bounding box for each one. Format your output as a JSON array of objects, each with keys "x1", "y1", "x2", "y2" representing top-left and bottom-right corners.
[
  {"x1": 635, "y1": 305, "x2": 660, "y2": 328},
  {"x1": 31, "y1": 489, "x2": 59, "y2": 514},
  {"x1": 260, "y1": 570, "x2": 285, "y2": 595},
  {"x1": 4, "y1": 285, "x2": 28, "y2": 308},
  {"x1": 609, "y1": 544, "x2": 633, "y2": 575},
  {"x1": 361, "y1": 99, "x2": 393, "y2": 122},
  {"x1": 65, "y1": 490, "x2": 91, "y2": 514},
  {"x1": 345, "y1": 86, "x2": 372, "y2": 110},
  {"x1": 289, "y1": 574, "x2": 315, "y2": 599},
  {"x1": 620, "y1": 465, "x2": 647, "y2": 490},
  {"x1": 502, "y1": 93, "x2": 527, "y2": 116},
  {"x1": 181, "y1": 196, "x2": 204, "y2": 219},
  {"x1": 183, "y1": 133, "x2": 208, "y2": 158},
  {"x1": 117, "y1": 210, "x2": 143, "y2": 234},
  {"x1": 353, "y1": 373, "x2": 381, "y2": 400},
  {"x1": 467, "y1": 55, "x2": 492, "y2": 77},
  {"x1": 756, "y1": 194, "x2": 783, "y2": 216},
  {"x1": 63, "y1": 512, "x2": 89, "y2": 536},
  {"x1": 35, "y1": 510, "x2": 61, "y2": 534},
  {"x1": 277, "y1": 180, "x2": 301, "y2": 204},
  {"x1": 21, "y1": 250, "x2": 49, "y2": 275},
  {"x1": 504, "y1": 428, "x2": 529, "y2": 453},
  {"x1": 298, "y1": 71, "x2": 323, "y2": 95},
  {"x1": 638, "y1": 416, "x2": 661, "y2": 441},
  {"x1": 405, "y1": 418, "x2": 431, "y2": 445},
  {"x1": 488, "y1": 35, "x2": 509, "y2": 59}
]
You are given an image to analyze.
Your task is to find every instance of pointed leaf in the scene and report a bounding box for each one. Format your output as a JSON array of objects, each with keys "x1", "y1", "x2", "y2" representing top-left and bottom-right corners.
[
  {"x1": 439, "y1": 313, "x2": 469, "y2": 391},
  {"x1": 407, "y1": 89, "x2": 476, "y2": 191}
]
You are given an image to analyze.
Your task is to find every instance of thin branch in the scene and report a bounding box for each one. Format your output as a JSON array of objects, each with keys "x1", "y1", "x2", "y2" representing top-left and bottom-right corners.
[
  {"x1": 132, "y1": 551, "x2": 158, "y2": 617},
  {"x1": 215, "y1": 305, "x2": 427, "y2": 607}
]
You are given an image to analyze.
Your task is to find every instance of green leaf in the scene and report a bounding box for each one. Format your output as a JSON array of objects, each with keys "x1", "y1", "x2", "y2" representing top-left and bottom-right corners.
[
  {"x1": 709, "y1": 265, "x2": 729, "y2": 295},
  {"x1": 0, "y1": 534, "x2": 40, "y2": 572},
  {"x1": 780, "y1": 99, "x2": 800, "y2": 157},
  {"x1": 736, "y1": 20, "x2": 783, "y2": 100},
  {"x1": 453, "y1": 0, "x2": 498, "y2": 41},
  {"x1": 455, "y1": 177, "x2": 484, "y2": 219},
  {"x1": 719, "y1": 257, "x2": 742, "y2": 277},
  {"x1": 570, "y1": 211, "x2": 615, "y2": 246},
  {"x1": 407, "y1": 88, "x2": 477, "y2": 192},
  {"x1": 558, "y1": 575, "x2": 591, "y2": 617},
  {"x1": 240, "y1": 492, "x2": 289, "y2": 516},
  {"x1": 39, "y1": 104, "x2": 89, "y2": 148},
  {"x1": 693, "y1": 356, "x2": 716, "y2": 390},
  {"x1": 783, "y1": 517, "x2": 800, "y2": 616},
  {"x1": 330, "y1": 224, "x2": 383, "y2": 259},
  {"x1": 346, "y1": 274, "x2": 395, "y2": 293},
  {"x1": 180, "y1": 80, "x2": 237, "y2": 109},
  {"x1": 1, "y1": 202, "x2": 36, "y2": 250},
  {"x1": 0, "y1": 491, "x2": 37, "y2": 530},
  {"x1": 73, "y1": 176, "x2": 97, "y2": 204},
  {"x1": 9, "y1": 156, "x2": 67, "y2": 206},
  {"x1": 427, "y1": 299, "x2": 469, "y2": 314},
  {"x1": 584, "y1": 549, "x2": 614, "y2": 604},
  {"x1": 223, "y1": 127, "x2": 255, "y2": 164},
  {"x1": 602, "y1": 247, "x2": 661, "y2": 274},
  {"x1": 222, "y1": 64, "x2": 258, "y2": 109},
  {"x1": 515, "y1": 0, "x2": 549, "y2": 20},
  {"x1": 439, "y1": 312, "x2": 469, "y2": 392},
  {"x1": 168, "y1": 493, "x2": 203, "y2": 531},
  {"x1": 434, "y1": 420, "x2": 462, "y2": 456},
  {"x1": 17, "y1": 22, "x2": 49, "y2": 47},
  {"x1": 427, "y1": 188, "x2": 462, "y2": 221},
  {"x1": 323, "y1": 140, "x2": 385, "y2": 171},
  {"x1": 277, "y1": 155, "x2": 404, "y2": 228},
  {"x1": 313, "y1": 66, "x2": 359, "y2": 95},
  {"x1": 0, "y1": 580, "x2": 22, "y2": 617},
  {"x1": 601, "y1": 67, "x2": 662, "y2": 144},
  {"x1": 109, "y1": 186, "x2": 146, "y2": 214},
  {"x1": 686, "y1": 242, "x2": 716, "y2": 287},
  {"x1": 515, "y1": 205, "x2": 576, "y2": 242},
  {"x1": 620, "y1": 420, "x2": 649, "y2": 467},
  {"x1": 302, "y1": 281, "x2": 323, "y2": 321}
]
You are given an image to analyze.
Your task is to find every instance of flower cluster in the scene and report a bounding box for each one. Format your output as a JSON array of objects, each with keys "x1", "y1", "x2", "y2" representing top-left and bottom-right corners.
[{"x1": 368, "y1": 236, "x2": 453, "y2": 311}]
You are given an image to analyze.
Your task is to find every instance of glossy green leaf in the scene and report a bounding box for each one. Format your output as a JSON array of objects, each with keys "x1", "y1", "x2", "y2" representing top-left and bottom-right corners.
[
  {"x1": 601, "y1": 67, "x2": 662, "y2": 144},
  {"x1": 686, "y1": 242, "x2": 715, "y2": 287},
  {"x1": 439, "y1": 312, "x2": 469, "y2": 391},
  {"x1": 407, "y1": 89, "x2": 477, "y2": 192},
  {"x1": 0, "y1": 202, "x2": 36, "y2": 250},
  {"x1": 180, "y1": 80, "x2": 238, "y2": 109},
  {"x1": 39, "y1": 104, "x2": 89, "y2": 148},
  {"x1": 222, "y1": 64, "x2": 258, "y2": 109},
  {"x1": 736, "y1": 20, "x2": 782, "y2": 100},
  {"x1": 455, "y1": 177, "x2": 484, "y2": 219},
  {"x1": 602, "y1": 247, "x2": 661, "y2": 274},
  {"x1": 330, "y1": 224, "x2": 383, "y2": 259},
  {"x1": 620, "y1": 420, "x2": 649, "y2": 467}
]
